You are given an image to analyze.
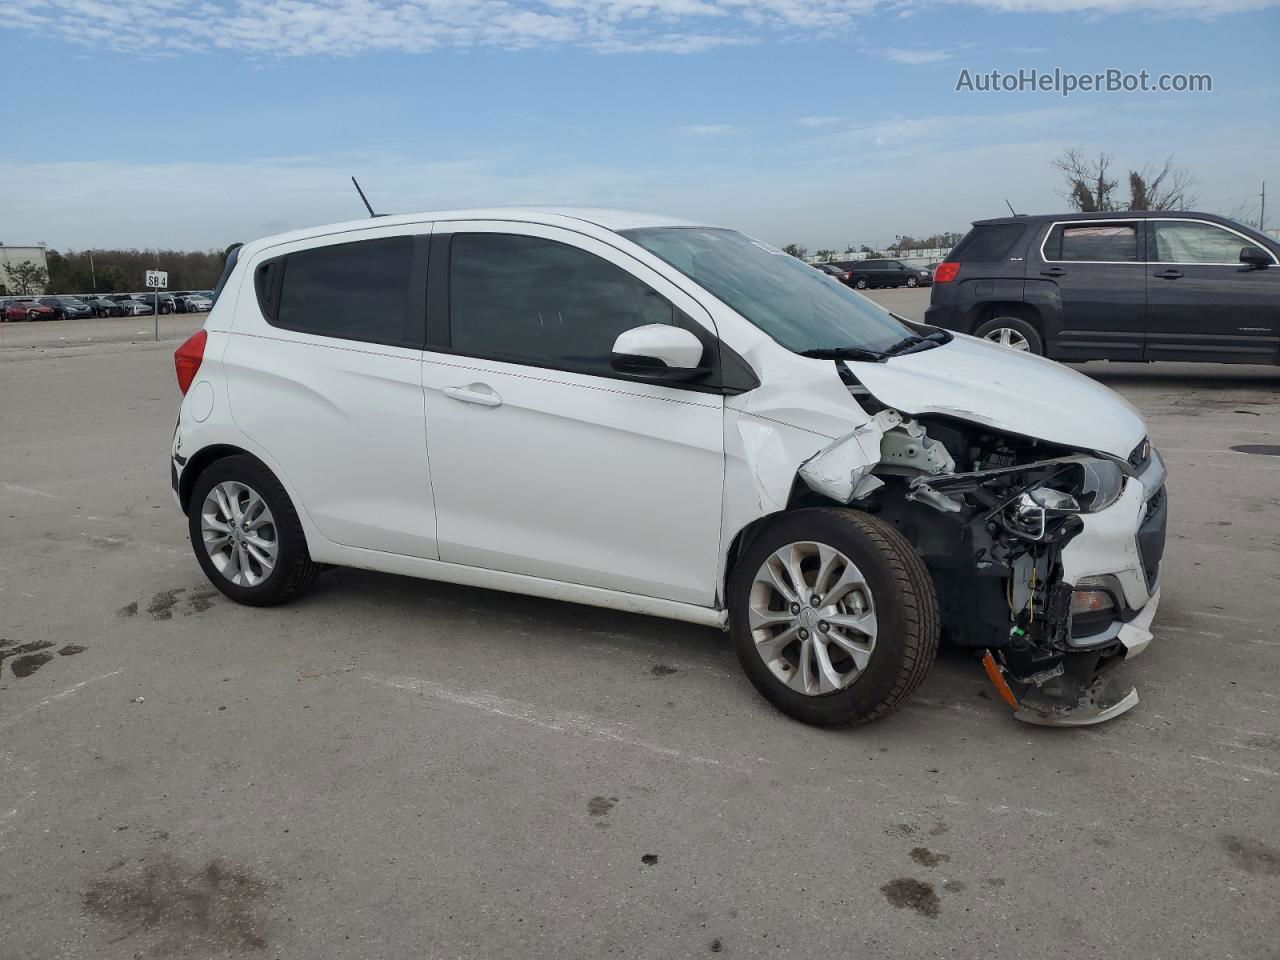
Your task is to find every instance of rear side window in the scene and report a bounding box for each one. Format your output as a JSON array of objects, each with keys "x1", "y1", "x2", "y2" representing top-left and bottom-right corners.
[
  {"x1": 950, "y1": 223, "x2": 1027, "y2": 262},
  {"x1": 273, "y1": 236, "x2": 415, "y2": 346},
  {"x1": 448, "y1": 233, "x2": 674, "y2": 374},
  {"x1": 1044, "y1": 223, "x2": 1138, "y2": 262}
]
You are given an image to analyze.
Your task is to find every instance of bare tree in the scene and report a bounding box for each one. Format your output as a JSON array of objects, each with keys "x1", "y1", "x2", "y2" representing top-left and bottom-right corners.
[
  {"x1": 1052, "y1": 147, "x2": 1120, "y2": 212},
  {"x1": 814, "y1": 248, "x2": 837, "y2": 261},
  {"x1": 782, "y1": 244, "x2": 808, "y2": 259},
  {"x1": 3, "y1": 260, "x2": 49, "y2": 295},
  {"x1": 1128, "y1": 157, "x2": 1197, "y2": 211}
]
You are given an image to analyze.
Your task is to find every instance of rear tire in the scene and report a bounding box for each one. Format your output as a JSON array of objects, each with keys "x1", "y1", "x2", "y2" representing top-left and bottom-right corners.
[
  {"x1": 973, "y1": 315, "x2": 1044, "y2": 355},
  {"x1": 728, "y1": 508, "x2": 939, "y2": 728},
  {"x1": 187, "y1": 455, "x2": 319, "y2": 607},
  {"x1": 853, "y1": 276, "x2": 868, "y2": 289}
]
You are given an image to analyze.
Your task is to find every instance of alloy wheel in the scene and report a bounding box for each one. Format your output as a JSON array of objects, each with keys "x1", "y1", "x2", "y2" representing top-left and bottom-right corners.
[
  {"x1": 200, "y1": 480, "x2": 278, "y2": 587},
  {"x1": 983, "y1": 326, "x2": 1031, "y2": 351},
  {"x1": 907, "y1": 277, "x2": 919, "y2": 287},
  {"x1": 748, "y1": 541, "x2": 878, "y2": 696}
]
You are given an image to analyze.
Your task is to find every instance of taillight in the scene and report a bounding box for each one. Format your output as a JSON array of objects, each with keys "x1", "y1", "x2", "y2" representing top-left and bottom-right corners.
[
  {"x1": 174, "y1": 330, "x2": 208, "y2": 395},
  {"x1": 933, "y1": 262, "x2": 961, "y2": 283}
]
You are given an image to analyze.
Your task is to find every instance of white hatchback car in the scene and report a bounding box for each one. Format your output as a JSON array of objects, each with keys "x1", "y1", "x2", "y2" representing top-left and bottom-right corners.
[{"x1": 171, "y1": 208, "x2": 1166, "y2": 728}]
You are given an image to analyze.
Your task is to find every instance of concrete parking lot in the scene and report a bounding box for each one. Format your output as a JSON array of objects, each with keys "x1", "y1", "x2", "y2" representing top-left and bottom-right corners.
[{"x1": 2, "y1": 290, "x2": 1278, "y2": 959}]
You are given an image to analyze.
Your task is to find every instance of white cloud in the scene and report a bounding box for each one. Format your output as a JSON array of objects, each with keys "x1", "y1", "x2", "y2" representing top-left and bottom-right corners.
[
  {"x1": 885, "y1": 46, "x2": 952, "y2": 63},
  {"x1": 5, "y1": 0, "x2": 1274, "y2": 60},
  {"x1": 798, "y1": 115, "x2": 842, "y2": 126}
]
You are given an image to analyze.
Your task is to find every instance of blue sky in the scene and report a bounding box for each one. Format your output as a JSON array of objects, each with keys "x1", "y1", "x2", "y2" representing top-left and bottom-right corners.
[{"x1": 2, "y1": 0, "x2": 1277, "y2": 251}]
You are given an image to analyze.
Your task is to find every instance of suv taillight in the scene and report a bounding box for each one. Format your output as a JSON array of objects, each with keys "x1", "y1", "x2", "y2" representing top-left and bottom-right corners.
[
  {"x1": 933, "y1": 262, "x2": 960, "y2": 283},
  {"x1": 174, "y1": 330, "x2": 208, "y2": 395}
]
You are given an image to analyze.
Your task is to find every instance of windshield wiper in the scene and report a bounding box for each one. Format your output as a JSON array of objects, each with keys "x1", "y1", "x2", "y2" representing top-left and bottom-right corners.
[
  {"x1": 798, "y1": 347, "x2": 888, "y2": 362},
  {"x1": 880, "y1": 328, "x2": 951, "y2": 357}
]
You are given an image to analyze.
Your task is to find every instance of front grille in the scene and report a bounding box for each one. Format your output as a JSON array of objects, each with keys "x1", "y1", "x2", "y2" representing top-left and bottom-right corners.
[{"x1": 1137, "y1": 486, "x2": 1168, "y2": 590}]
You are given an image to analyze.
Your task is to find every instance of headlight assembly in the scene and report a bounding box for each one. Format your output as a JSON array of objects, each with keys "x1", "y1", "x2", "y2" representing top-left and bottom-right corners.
[{"x1": 1001, "y1": 457, "x2": 1128, "y2": 541}]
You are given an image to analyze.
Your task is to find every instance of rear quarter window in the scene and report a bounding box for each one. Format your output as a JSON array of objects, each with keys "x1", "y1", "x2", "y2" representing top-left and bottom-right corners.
[{"x1": 950, "y1": 223, "x2": 1027, "y2": 262}]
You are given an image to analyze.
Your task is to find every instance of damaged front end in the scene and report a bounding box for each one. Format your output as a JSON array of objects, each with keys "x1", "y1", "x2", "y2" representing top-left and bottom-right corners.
[{"x1": 794, "y1": 366, "x2": 1167, "y2": 726}]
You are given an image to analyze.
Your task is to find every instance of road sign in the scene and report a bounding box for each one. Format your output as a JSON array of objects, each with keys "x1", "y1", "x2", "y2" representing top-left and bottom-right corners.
[{"x1": 145, "y1": 270, "x2": 168, "y2": 289}]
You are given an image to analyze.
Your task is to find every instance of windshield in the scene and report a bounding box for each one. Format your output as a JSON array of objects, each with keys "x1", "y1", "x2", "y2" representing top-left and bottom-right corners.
[{"x1": 621, "y1": 227, "x2": 915, "y2": 354}]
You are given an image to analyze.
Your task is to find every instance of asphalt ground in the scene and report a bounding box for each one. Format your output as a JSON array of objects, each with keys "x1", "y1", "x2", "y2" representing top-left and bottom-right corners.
[{"x1": 1, "y1": 288, "x2": 1278, "y2": 959}]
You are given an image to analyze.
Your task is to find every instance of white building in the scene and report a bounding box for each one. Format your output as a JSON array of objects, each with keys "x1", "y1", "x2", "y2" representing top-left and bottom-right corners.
[{"x1": 0, "y1": 242, "x2": 49, "y2": 295}]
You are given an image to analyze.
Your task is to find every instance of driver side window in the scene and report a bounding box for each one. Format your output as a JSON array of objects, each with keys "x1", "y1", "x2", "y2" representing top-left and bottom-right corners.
[
  {"x1": 448, "y1": 233, "x2": 675, "y2": 375},
  {"x1": 1151, "y1": 220, "x2": 1272, "y2": 265}
]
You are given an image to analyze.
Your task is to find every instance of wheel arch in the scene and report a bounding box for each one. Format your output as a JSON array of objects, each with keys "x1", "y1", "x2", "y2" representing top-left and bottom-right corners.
[
  {"x1": 970, "y1": 300, "x2": 1043, "y2": 334},
  {"x1": 720, "y1": 481, "x2": 848, "y2": 607},
  {"x1": 179, "y1": 443, "x2": 261, "y2": 514}
]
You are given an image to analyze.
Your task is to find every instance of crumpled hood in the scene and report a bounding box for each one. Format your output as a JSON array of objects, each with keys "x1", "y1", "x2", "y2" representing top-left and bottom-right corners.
[{"x1": 848, "y1": 333, "x2": 1147, "y2": 459}]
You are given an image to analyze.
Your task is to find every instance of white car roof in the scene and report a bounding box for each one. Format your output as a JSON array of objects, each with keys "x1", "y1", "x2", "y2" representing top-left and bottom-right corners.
[{"x1": 241, "y1": 207, "x2": 711, "y2": 258}]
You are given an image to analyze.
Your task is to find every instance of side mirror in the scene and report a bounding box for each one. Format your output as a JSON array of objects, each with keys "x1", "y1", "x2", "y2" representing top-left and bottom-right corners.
[
  {"x1": 611, "y1": 324, "x2": 708, "y2": 381},
  {"x1": 1240, "y1": 246, "x2": 1272, "y2": 268}
]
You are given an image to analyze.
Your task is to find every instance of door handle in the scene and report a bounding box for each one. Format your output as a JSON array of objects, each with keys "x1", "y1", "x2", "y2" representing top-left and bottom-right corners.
[
  {"x1": 1153, "y1": 269, "x2": 1183, "y2": 280},
  {"x1": 442, "y1": 384, "x2": 502, "y2": 408},
  {"x1": 1039, "y1": 267, "x2": 1067, "y2": 277}
]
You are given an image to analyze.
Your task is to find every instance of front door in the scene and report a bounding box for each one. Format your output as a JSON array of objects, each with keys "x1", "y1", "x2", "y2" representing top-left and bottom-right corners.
[
  {"x1": 1036, "y1": 219, "x2": 1147, "y2": 361},
  {"x1": 420, "y1": 223, "x2": 725, "y2": 606},
  {"x1": 1145, "y1": 218, "x2": 1280, "y2": 363}
]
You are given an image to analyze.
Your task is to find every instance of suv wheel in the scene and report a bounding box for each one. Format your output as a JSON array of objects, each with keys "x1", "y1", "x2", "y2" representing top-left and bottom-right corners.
[
  {"x1": 974, "y1": 316, "x2": 1044, "y2": 355},
  {"x1": 906, "y1": 276, "x2": 919, "y2": 288},
  {"x1": 853, "y1": 276, "x2": 868, "y2": 289},
  {"x1": 188, "y1": 455, "x2": 319, "y2": 606},
  {"x1": 728, "y1": 508, "x2": 939, "y2": 728}
]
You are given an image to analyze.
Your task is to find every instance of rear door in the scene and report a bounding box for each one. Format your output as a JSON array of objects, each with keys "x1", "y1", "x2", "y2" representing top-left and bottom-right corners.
[
  {"x1": 1036, "y1": 219, "x2": 1146, "y2": 360},
  {"x1": 1145, "y1": 218, "x2": 1280, "y2": 363},
  {"x1": 224, "y1": 228, "x2": 438, "y2": 559},
  {"x1": 419, "y1": 222, "x2": 725, "y2": 606}
]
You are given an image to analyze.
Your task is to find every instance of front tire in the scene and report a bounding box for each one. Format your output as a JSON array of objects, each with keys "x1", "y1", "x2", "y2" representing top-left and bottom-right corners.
[
  {"x1": 853, "y1": 277, "x2": 868, "y2": 289},
  {"x1": 906, "y1": 277, "x2": 919, "y2": 288},
  {"x1": 728, "y1": 508, "x2": 939, "y2": 728},
  {"x1": 187, "y1": 455, "x2": 319, "y2": 606}
]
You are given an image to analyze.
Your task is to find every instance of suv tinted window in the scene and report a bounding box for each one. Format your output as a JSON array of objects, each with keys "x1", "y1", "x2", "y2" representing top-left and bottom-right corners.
[
  {"x1": 274, "y1": 236, "x2": 414, "y2": 346},
  {"x1": 449, "y1": 233, "x2": 674, "y2": 373},
  {"x1": 950, "y1": 223, "x2": 1026, "y2": 262},
  {"x1": 1152, "y1": 220, "x2": 1272, "y2": 265},
  {"x1": 1045, "y1": 222, "x2": 1138, "y2": 262}
]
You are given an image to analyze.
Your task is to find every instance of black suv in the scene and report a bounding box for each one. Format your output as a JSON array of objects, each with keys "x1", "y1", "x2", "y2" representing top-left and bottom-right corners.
[
  {"x1": 835, "y1": 258, "x2": 932, "y2": 290},
  {"x1": 925, "y1": 211, "x2": 1279, "y2": 363}
]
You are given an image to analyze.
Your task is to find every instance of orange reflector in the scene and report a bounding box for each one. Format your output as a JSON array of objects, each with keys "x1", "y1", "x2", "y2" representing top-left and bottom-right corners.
[{"x1": 982, "y1": 651, "x2": 1021, "y2": 710}]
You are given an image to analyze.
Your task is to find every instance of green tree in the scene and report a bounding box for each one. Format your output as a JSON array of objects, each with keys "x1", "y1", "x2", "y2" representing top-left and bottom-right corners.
[
  {"x1": 3, "y1": 260, "x2": 49, "y2": 295},
  {"x1": 781, "y1": 243, "x2": 808, "y2": 259},
  {"x1": 814, "y1": 248, "x2": 837, "y2": 261}
]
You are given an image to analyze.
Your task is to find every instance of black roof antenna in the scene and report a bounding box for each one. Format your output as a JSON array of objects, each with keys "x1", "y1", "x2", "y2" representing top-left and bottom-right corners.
[
  {"x1": 351, "y1": 176, "x2": 384, "y2": 218},
  {"x1": 1004, "y1": 198, "x2": 1019, "y2": 216}
]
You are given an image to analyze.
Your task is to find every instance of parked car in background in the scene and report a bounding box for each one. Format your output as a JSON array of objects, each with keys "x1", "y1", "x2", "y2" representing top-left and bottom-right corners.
[
  {"x1": 83, "y1": 295, "x2": 125, "y2": 317},
  {"x1": 1, "y1": 298, "x2": 56, "y2": 321},
  {"x1": 835, "y1": 259, "x2": 932, "y2": 289},
  {"x1": 110, "y1": 294, "x2": 153, "y2": 316},
  {"x1": 186, "y1": 294, "x2": 213, "y2": 312},
  {"x1": 37, "y1": 296, "x2": 93, "y2": 321},
  {"x1": 169, "y1": 206, "x2": 1165, "y2": 729},
  {"x1": 925, "y1": 211, "x2": 1280, "y2": 362},
  {"x1": 170, "y1": 292, "x2": 200, "y2": 313},
  {"x1": 131, "y1": 293, "x2": 174, "y2": 314},
  {"x1": 811, "y1": 262, "x2": 852, "y2": 284}
]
